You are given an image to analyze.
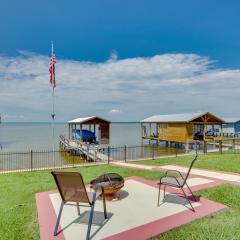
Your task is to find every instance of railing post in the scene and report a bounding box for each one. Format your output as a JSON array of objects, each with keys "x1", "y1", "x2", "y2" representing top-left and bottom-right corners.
[
  {"x1": 124, "y1": 145, "x2": 127, "y2": 162},
  {"x1": 30, "y1": 150, "x2": 33, "y2": 171},
  {"x1": 175, "y1": 143, "x2": 178, "y2": 157},
  {"x1": 108, "y1": 146, "x2": 110, "y2": 164},
  {"x1": 233, "y1": 139, "x2": 235, "y2": 152}
]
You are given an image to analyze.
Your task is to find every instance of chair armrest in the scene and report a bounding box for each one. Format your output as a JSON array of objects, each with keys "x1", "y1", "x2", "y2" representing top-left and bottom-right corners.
[
  {"x1": 163, "y1": 170, "x2": 185, "y2": 180},
  {"x1": 159, "y1": 175, "x2": 182, "y2": 186}
]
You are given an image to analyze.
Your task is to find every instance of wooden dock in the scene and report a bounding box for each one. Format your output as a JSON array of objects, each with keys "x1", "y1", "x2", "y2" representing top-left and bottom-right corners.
[{"x1": 59, "y1": 135, "x2": 110, "y2": 162}]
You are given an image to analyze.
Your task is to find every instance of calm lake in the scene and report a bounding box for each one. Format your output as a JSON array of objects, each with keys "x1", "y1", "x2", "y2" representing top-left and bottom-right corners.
[{"x1": 0, "y1": 123, "x2": 142, "y2": 152}]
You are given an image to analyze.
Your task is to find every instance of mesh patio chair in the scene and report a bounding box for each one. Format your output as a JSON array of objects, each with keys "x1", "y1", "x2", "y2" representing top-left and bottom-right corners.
[
  {"x1": 157, "y1": 155, "x2": 198, "y2": 211},
  {"x1": 51, "y1": 171, "x2": 107, "y2": 240}
]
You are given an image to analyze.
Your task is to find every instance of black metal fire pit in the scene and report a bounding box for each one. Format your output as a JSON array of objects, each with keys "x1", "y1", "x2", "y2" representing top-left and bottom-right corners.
[{"x1": 90, "y1": 173, "x2": 124, "y2": 195}]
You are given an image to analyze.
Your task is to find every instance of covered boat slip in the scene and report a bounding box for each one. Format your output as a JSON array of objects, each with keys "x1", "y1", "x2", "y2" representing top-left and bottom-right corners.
[
  {"x1": 59, "y1": 117, "x2": 111, "y2": 162},
  {"x1": 67, "y1": 116, "x2": 110, "y2": 145},
  {"x1": 141, "y1": 112, "x2": 240, "y2": 151}
]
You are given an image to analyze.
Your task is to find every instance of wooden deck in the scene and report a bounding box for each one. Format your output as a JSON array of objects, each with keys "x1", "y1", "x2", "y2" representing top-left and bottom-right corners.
[{"x1": 59, "y1": 135, "x2": 110, "y2": 162}]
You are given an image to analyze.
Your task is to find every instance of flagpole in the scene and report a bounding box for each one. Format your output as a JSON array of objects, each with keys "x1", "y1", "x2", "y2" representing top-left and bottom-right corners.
[{"x1": 51, "y1": 41, "x2": 55, "y2": 164}]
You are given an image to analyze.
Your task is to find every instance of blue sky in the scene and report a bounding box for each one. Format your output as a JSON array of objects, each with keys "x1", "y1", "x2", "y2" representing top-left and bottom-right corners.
[
  {"x1": 1, "y1": 0, "x2": 240, "y2": 121},
  {"x1": 1, "y1": 0, "x2": 240, "y2": 66}
]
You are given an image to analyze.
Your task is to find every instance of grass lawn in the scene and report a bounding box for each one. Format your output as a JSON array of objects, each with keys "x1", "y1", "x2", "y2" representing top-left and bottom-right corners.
[
  {"x1": 137, "y1": 152, "x2": 240, "y2": 174},
  {"x1": 156, "y1": 184, "x2": 240, "y2": 240},
  {"x1": 0, "y1": 165, "x2": 162, "y2": 240},
  {"x1": 0, "y1": 163, "x2": 240, "y2": 240}
]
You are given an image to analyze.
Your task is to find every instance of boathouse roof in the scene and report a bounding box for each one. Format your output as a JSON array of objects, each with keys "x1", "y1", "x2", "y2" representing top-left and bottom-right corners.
[
  {"x1": 68, "y1": 116, "x2": 111, "y2": 124},
  {"x1": 141, "y1": 112, "x2": 224, "y2": 123},
  {"x1": 223, "y1": 118, "x2": 240, "y2": 124}
]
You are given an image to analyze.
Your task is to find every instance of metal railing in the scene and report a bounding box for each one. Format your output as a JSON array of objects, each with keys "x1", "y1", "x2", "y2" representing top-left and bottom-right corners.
[
  {"x1": 1, "y1": 140, "x2": 239, "y2": 174},
  {"x1": 0, "y1": 144, "x2": 190, "y2": 173},
  {"x1": 105, "y1": 144, "x2": 186, "y2": 162},
  {"x1": 0, "y1": 150, "x2": 100, "y2": 173}
]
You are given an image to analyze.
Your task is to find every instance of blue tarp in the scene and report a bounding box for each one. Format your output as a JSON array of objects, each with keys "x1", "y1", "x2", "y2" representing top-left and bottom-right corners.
[{"x1": 72, "y1": 129, "x2": 95, "y2": 141}]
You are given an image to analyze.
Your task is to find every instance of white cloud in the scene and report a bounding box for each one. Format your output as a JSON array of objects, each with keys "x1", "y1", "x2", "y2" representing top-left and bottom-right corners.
[
  {"x1": 2, "y1": 114, "x2": 25, "y2": 120},
  {"x1": 0, "y1": 52, "x2": 240, "y2": 121},
  {"x1": 109, "y1": 109, "x2": 121, "y2": 114}
]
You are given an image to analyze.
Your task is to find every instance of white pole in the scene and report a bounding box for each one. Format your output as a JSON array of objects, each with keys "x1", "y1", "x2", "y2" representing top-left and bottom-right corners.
[{"x1": 51, "y1": 41, "x2": 56, "y2": 164}]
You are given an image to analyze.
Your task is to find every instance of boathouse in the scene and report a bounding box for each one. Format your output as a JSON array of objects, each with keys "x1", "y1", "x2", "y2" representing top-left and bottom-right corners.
[
  {"x1": 223, "y1": 118, "x2": 240, "y2": 134},
  {"x1": 68, "y1": 116, "x2": 111, "y2": 145},
  {"x1": 141, "y1": 112, "x2": 225, "y2": 149}
]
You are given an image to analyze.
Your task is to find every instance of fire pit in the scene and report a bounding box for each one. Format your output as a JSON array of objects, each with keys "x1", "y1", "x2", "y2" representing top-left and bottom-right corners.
[{"x1": 90, "y1": 173, "x2": 124, "y2": 195}]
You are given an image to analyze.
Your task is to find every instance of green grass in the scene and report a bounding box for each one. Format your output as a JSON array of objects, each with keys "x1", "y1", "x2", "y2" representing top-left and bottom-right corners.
[
  {"x1": 0, "y1": 165, "x2": 163, "y2": 240},
  {"x1": 137, "y1": 152, "x2": 240, "y2": 173},
  {"x1": 155, "y1": 184, "x2": 240, "y2": 240},
  {"x1": 1, "y1": 162, "x2": 240, "y2": 240}
]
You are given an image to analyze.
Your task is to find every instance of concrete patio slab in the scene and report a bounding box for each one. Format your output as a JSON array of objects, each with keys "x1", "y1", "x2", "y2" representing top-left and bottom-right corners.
[
  {"x1": 36, "y1": 177, "x2": 226, "y2": 240},
  {"x1": 182, "y1": 177, "x2": 213, "y2": 187},
  {"x1": 112, "y1": 162, "x2": 240, "y2": 184},
  {"x1": 160, "y1": 165, "x2": 240, "y2": 182}
]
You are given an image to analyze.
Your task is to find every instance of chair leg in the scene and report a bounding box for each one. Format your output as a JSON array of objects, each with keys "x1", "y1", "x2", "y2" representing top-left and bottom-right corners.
[
  {"x1": 86, "y1": 203, "x2": 95, "y2": 240},
  {"x1": 77, "y1": 202, "x2": 80, "y2": 216},
  {"x1": 181, "y1": 187, "x2": 195, "y2": 212},
  {"x1": 157, "y1": 183, "x2": 161, "y2": 206},
  {"x1": 102, "y1": 192, "x2": 107, "y2": 219},
  {"x1": 185, "y1": 183, "x2": 197, "y2": 201},
  {"x1": 54, "y1": 201, "x2": 64, "y2": 236},
  {"x1": 163, "y1": 185, "x2": 166, "y2": 198}
]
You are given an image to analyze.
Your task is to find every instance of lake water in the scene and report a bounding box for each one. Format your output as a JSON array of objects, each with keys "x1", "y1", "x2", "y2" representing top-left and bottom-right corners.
[{"x1": 0, "y1": 123, "x2": 142, "y2": 152}]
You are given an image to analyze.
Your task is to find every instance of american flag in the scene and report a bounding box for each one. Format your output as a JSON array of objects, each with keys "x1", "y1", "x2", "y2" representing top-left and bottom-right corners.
[{"x1": 49, "y1": 53, "x2": 56, "y2": 88}]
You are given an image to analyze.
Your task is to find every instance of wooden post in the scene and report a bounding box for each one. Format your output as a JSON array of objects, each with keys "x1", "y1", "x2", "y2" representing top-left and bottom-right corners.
[
  {"x1": 219, "y1": 140, "x2": 222, "y2": 154},
  {"x1": 68, "y1": 124, "x2": 70, "y2": 139},
  {"x1": 152, "y1": 144, "x2": 154, "y2": 160},
  {"x1": 80, "y1": 124, "x2": 83, "y2": 142},
  {"x1": 203, "y1": 123, "x2": 206, "y2": 142},
  {"x1": 149, "y1": 123, "x2": 152, "y2": 145},
  {"x1": 69, "y1": 124, "x2": 72, "y2": 140},
  {"x1": 203, "y1": 141, "x2": 207, "y2": 153},
  {"x1": 220, "y1": 124, "x2": 223, "y2": 138},
  {"x1": 74, "y1": 124, "x2": 77, "y2": 140},
  {"x1": 95, "y1": 150, "x2": 97, "y2": 162},
  {"x1": 233, "y1": 139, "x2": 235, "y2": 151},
  {"x1": 156, "y1": 123, "x2": 159, "y2": 145},
  {"x1": 141, "y1": 123, "x2": 143, "y2": 145},
  {"x1": 185, "y1": 140, "x2": 189, "y2": 152}
]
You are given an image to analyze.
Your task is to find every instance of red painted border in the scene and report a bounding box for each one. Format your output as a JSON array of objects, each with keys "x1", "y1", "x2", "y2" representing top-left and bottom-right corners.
[
  {"x1": 36, "y1": 176, "x2": 226, "y2": 240},
  {"x1": 154, "y1": 165, "x2": 240, "y2": 184},
  {"x1": 103, "y1": 198, "x2": 225, "y2": 240},
  {"x1": 103, "y1": 176, "x2": 226, "y2": 240},
  {"x1": 36, "y1": 190, "x2": 64, "y2": 240}
]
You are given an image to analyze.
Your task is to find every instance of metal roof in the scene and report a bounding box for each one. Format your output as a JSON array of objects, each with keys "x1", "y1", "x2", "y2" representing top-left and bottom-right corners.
[
  {"x1": 68, "y1": 116, "x2": 110, "y2": 124},
  {"x1": 141, "y1": 112, "x2": 224, "y2": 123},
  {"x1": 222, "y1": 118, "x2": 240, "y2": 124}
]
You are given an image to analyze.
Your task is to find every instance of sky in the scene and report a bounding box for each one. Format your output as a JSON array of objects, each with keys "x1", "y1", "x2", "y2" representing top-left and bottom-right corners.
[{"x1": 1, "y1": 0, "x2": 240, "y2": 122}]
